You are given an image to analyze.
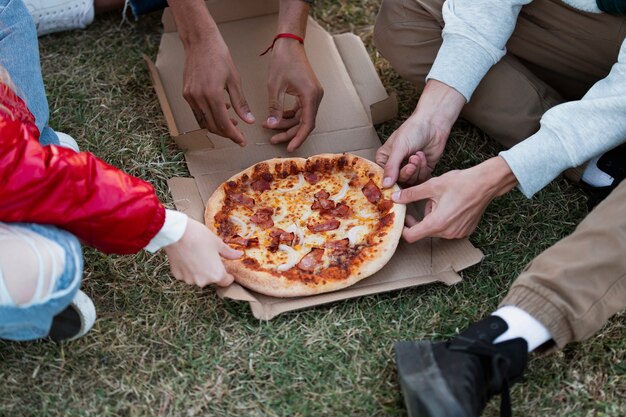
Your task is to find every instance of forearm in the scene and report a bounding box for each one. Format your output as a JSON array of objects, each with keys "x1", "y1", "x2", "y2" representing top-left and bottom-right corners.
[
  {"x1": 500, "y1": 39, "x2": 626, "y2": 197},
  {"x1": 167, "y1": 0, "x2": 219, "y2": 48},
  {"x1": 412, "y1": 79, "x2": 466, "y2": 134},
  {"x1": 428, "y1": 0, "x2": 531, "y2": 101},
  {"x1": 277, "y1": 0, "x2": 310, "y2": 38}
]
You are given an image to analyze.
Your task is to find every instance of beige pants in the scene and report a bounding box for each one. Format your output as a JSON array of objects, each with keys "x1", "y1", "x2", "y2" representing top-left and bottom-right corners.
[
  {"x1": 374, "y1": 0, "x2": 626, "y2": 148},
  {"x1": 503, "y1": 181, "x2": 626, "y2": 348},
  {"x1": 374, "y1": 0, "x2": 626, "y2": 348}
]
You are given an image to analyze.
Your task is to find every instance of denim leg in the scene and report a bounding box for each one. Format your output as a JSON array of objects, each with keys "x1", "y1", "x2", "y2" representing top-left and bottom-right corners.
[
  {"x1": 126, "y1": 0, "x2": 167, "y2": 18},
  {"x1": 0, "y1": 223, "x2": 83, "y2": 341},
  {"x1": 0, "y1": 0, "x2": 59, "y2": 145}
]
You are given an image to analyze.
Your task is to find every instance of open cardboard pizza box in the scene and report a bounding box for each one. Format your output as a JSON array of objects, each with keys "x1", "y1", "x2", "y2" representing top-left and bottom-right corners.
[{"x1": 146, "y1": 0, "x2": 483, "y2": 320}]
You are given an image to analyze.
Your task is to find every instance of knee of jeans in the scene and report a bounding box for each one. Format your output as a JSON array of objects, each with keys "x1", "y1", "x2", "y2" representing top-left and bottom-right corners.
[{"x1": 0, "y1": 229, "x2": 74, "y2": 307}]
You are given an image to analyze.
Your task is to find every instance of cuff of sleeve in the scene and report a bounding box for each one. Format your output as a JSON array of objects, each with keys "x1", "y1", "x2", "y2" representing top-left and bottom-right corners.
[
  {"x1": 144, "y1": 209, "x2": 188, "y2": 253},
  {"x1": 426, "y1": 34, "x2": 499, "y2": 102},
  {"x1": 499, "y1": 128, "x2": 573, "y2": 198}
]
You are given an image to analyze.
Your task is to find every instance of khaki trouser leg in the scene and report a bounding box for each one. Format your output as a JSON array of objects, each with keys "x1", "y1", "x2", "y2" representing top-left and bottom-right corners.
[
  {"x1": 501, "y1": 180, "x2": 626, "y2": 349},
  {"x1": 374, "y1": 0, "x2": 626, "y2": 149}
]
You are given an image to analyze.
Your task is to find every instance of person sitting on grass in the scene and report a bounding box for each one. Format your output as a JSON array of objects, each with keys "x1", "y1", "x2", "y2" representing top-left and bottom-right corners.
[
  {"x1": 0, "y1": 0, "x2": 241, "y2": 343},
  {"x1": 25, "y1": 0, "x2": 324, "y2": 153},
  {"x1": 372, "y1": 0, "x2": 626, "y2": 415}
]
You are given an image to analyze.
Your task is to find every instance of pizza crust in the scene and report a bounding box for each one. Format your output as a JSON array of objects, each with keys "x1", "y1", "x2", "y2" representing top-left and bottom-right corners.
[{"x1": 205, "y1": 153, "x2": 406, "y2": 297}]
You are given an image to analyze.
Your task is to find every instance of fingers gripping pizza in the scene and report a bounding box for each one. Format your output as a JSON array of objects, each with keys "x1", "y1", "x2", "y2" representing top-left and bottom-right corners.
[{"x1": 205, "y1": 154, "x2": 406, "y2": 297}]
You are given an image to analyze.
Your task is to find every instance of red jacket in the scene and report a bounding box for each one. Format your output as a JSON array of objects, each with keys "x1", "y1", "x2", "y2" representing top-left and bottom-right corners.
[{"x1": 0, "y1": 82, "x2": 165, "y2": 254}]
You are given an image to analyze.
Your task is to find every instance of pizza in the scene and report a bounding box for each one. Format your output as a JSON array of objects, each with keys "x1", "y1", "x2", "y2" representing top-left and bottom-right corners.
[{"x1": 205, "y1": 153, "x2": 406, "y2": 297}]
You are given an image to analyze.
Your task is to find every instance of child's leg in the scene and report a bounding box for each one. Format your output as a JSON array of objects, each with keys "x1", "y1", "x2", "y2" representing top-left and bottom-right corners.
[
  {"x1": 0, "y1": 0, "x2": 59, "y2": 145},
  {"x1": 0, "y1": 222, "x2": 83, "y2": 341}
]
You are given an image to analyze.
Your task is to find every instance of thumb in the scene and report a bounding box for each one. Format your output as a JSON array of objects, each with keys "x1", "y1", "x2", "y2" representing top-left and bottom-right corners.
[
  {"x1": 266, "y1": 84, "x2": 286, "y2": 129},
  {"x1": 381, "y1": 140, "x2": 409, "y2": 188},
  {"x1": 392, "y1": 181, "x2": 434, "y2": 204},
  {"x1": 220, "y1": 242, "x2": 244, "y2": 260}
]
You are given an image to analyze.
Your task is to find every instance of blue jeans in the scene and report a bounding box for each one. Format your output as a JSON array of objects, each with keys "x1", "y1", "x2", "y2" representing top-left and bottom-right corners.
[
  {"x1": 0, "y1": 0, "x2": 58, "y2": 145},
  {"x1": 0, "y1": 0, "x2": 83, "y2": 340},
  {"x1": 0, "y1": 224, "x2": 83, "y2": 341},
  {"x1": 127, "y1": 0, "x2": 168, "y2": 18}
]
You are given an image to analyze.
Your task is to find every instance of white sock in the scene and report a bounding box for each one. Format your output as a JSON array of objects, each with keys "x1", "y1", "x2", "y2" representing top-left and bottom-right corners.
[
  {"x1": 582, "y1": 156, "x2": 614, "y2": 187},
  {"x1": 491, "y1": 305, "x2": 552, "y2": 352}
]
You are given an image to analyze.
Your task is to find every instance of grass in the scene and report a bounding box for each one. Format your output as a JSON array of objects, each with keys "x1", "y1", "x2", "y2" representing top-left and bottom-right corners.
[{"x1": 1, "y1": 2, "x2": 625, "y2": 416}]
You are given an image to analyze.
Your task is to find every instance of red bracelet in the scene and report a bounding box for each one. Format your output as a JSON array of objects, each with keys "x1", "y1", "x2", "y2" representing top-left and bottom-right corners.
[{"x1": 260, "y1": 33, "x2": 304, "y2": 56}]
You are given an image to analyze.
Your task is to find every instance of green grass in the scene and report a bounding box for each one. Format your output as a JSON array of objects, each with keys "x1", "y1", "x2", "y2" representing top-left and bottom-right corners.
[{"x1": 1, "y1": 2, "x2": 625, "y2": 416}]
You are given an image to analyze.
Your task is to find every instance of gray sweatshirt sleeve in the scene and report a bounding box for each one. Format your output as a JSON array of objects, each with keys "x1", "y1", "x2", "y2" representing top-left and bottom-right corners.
[
  {"x1": 499, "y1": 39, "x2": 626, "y2": 198},
  {"x1": 427, "y1": 0, "x2": 532, "y2": 101}
]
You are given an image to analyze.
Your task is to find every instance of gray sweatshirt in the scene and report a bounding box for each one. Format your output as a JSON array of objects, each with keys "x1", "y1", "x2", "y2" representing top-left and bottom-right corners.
[{"x1": 427, "y1": 0, "x2": 626, "y2": 197}]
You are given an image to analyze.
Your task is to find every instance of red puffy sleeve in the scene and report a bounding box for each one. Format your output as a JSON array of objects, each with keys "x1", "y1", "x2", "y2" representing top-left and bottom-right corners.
[{"x1": 0, "y1": 82, "x2": 165, "y2": 254}]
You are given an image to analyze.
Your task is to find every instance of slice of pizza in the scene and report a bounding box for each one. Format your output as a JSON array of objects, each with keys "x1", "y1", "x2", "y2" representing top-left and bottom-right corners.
[{"x1": 205, "y1": 153, "x2": 406, "y2": 297}]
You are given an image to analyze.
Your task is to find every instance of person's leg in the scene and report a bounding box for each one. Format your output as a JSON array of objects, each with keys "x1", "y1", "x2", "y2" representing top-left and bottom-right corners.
[
  {"x1": 374, "y1": 0, "x2": 626, "y2": 150},
  {"x1": 500, "y1": 179, "x2": 626, "y2": 348},
  {"x1": 0, "y1": 0, "x2": 58, "y2": 145},
  {"x1": 374, "y1": 0, "x2": 564, "y2": 149},
  {"x1": 0, "y1": 222, "x2": 91, "y2": 341},
  {"x1": 394, "y1": 181, "x2": 626, "y2": 417}
]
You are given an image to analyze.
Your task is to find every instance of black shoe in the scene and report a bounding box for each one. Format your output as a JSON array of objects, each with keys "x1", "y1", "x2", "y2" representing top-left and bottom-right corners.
[
  {"x1": 395, "y1": 316, "x2": 528, "y2": 417},
  {"x1": 48, "y1": 290, "x2": 96, "y2": 342},
  {"x1": 581, "y1": 144, "x2": 626, "y2": 210}
]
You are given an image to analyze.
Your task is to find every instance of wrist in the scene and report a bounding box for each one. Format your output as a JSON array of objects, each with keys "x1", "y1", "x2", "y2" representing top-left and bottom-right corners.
[
  {"x1": 413, "y1": 79, "x2": 465, "y2": 133},
  {"x1": 478, "y1": 157, "x2": 519, "y2": 198}
]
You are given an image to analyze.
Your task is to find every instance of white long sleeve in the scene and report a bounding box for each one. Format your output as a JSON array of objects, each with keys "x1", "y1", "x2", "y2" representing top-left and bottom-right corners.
[{"x1": 144, "y1": 209, "x2": 188, "y2": 253}]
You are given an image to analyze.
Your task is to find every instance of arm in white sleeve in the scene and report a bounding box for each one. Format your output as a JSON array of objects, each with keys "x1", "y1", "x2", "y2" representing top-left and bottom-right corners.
[
  {"x1": 144, "y1": 209, "x2": 188, "y2": 253},
  {"x1": 499, "y1": 39, "x2": 626, "y2": 198},
  {"x1": 427, "y1": 0, "x2": 532, "y2": 101}
]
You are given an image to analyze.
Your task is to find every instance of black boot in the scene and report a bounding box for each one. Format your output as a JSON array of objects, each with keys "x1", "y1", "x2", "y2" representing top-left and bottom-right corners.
[{"x1": 395, "y1": 316, "x2": 528, "y2": 417}]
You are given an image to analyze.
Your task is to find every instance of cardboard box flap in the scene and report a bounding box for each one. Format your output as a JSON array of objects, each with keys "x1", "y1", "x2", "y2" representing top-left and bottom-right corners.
[
  {"x1": 432, "y1": 238, "x2": 484, "y2": 274},
  {"x1": 333, "y1": 33, "x2": 398, "y2": 125},
  {"x1": 184, "y1": 126, "x2": 381, "y2": 178},
  {"x1": 167, "y1": 177, "x2": 205, "y2": 222},
  {"x1": 162, "y1": 0, "x2": 280, "y2": 33},
  {"x1": 216, "y1": 269, "x2": 463, "y2": 321}
]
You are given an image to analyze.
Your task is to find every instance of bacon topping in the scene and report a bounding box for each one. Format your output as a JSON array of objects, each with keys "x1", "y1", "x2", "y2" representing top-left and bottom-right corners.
[
  {"x1": 251, "y1": 178, "x2": 271, "y2": 192},
  {"x1": 325, "y1": 238, "x2": 350, "y2": 250},
  {"x1": 268, "y1": 228, "x2": 296, "y2": 252},
  {"x1": 296, "y1": 248, "x2": 325, "y2": 272},
  {"x1": 227, "y1": 192, "x2": 255, "y2": 208},
  {"x1": 362, "y1": 179, "x2": 382, "y2": 204},
  {"x1": 329, "y1": 203, "x2": 352, "y2": 218},
  {"x1": 311, "y1": 190, "x2": 335, "y2": 211},
  {"x1": 250, "y1": 207, "x2": 274, "y2": 229},
  {"x1": 307, "y1": 219, "x2": 341, "y2": 233},
  {"x1": 224, "y1": 235, "x2": 259, "y2": 248},
  {"x1": 304, "y1": 171, "x2": 321, "y2": 184},
  {"x1": 377, "y1": 199, "x2": 393, "y2": 214}
]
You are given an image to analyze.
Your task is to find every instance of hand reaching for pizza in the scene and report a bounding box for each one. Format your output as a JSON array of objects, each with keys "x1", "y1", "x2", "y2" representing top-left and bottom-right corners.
[
  {"x1": 376, "y1": 80, "x2": 466, "y2": 189},
  {"x1": 263, "y1": 37, "x2": 323, "y2": 152},
  {"x1": 164, "y1": 218, "x2": 243, "y2": 287},
  {"x1": 391, "y1": 157, "x2": 518, "y2": 242},
  {"x1": 181, "y1": 30, "x2": 255, "y2": 146}
]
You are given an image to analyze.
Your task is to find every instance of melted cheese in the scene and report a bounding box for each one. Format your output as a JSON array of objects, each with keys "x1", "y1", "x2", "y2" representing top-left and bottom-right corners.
[{"x1": 228, "y1": 164, "x2": 395, "y2": 272}]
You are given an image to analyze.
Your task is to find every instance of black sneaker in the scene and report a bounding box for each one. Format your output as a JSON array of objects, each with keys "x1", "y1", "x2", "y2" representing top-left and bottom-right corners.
[
  {"x1": 581, "y1": 144, "x2": 626, "y2": 210},
  {"x1": 48, "y1": 290, "x2": 96, "y2": 342},
  {"x1": 395, "y1": 316, "x2": 528, "y2": 417}
]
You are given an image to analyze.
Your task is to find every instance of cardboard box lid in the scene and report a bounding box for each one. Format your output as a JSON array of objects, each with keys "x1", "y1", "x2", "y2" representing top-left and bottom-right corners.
[
  {"x1": 151, "y1": 4, "x2": 483, "y2": 319},
  {"x1": 149, "y1": 5, "x2": 397, "y2": 150}
]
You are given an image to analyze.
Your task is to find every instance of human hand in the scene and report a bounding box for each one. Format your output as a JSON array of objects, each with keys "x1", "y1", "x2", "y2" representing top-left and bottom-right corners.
[
  {"x1": 182, "y1": 32, "x2": 255, "y2": 146},
  {"x1": 164, "y1": 218, "x2": 243, "y2": 287},
  {"x1": 264, "y1": 38, "x2": 323, "y2": 152},
  {"x1": 376, "y1": 80, "x2": 466, "y2": 188},
  {"x1": 391, "y1": 157, "x2": 518, "y2": 242}
]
